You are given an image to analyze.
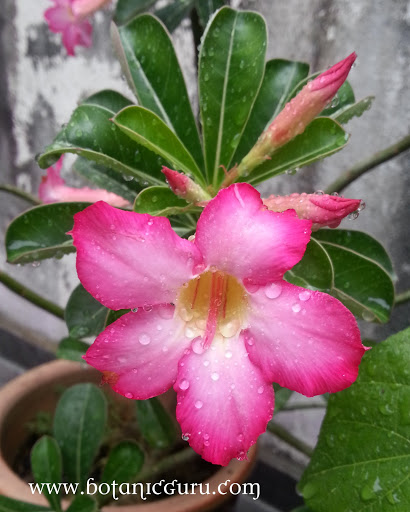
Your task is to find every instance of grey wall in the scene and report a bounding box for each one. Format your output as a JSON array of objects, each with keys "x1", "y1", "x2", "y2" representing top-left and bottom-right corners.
[{"x1": 0, "y1": 0, "x2": 409, "y2": 350}]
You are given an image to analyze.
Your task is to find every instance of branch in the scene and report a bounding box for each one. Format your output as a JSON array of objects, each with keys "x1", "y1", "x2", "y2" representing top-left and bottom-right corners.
[
  {"x1": 137, "y1": 447, "x2": 198, "y2": 482},
  {"x1": 0, "y1": 184, "x2": 41, "y2": 205},
  {"x1": 395, "y1": 289, "x2": 410, "y2": 306},
  {"x1": 267, "y1": 421, "x2": 314, "y2": 457},
  {"x1": 325, "y1": 133, "x2": 410, "y2": 194},
  {"x1": 281, "y1": 402, "x2": 326, "y2": 411},
  {"x1": 0, "y1": 270, "x2": 64, "y2": 319}
]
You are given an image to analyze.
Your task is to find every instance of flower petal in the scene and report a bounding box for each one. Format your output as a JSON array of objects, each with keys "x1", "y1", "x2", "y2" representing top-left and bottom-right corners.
[
  {"x1": 85, "y1": 305, "x2": 192, "y2": 399},
  {"x1": 174, "y1": 334, "x2": 274, "y2": 466},
  {"x1": 62, "y1": 21, "x2": 93, "y2": 55},
  {"x1": 71, "y1": 201, "x2": 203, "y2": 309},
  {"x1": 195, "y1": 184, "x2": 311, "y2": 285},
  {"x1": 245, "y1": 281, "x2": 365, "y2": 396},
  {"x1": 44, "y1": 6, "x2": 72, "y2": 32}
]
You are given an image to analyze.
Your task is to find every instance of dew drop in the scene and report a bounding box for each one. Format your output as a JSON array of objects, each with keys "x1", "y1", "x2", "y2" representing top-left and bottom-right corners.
[
  {"x1": 125, "y1": 392, "x2": 133, "y2": 399},
  {"x1": 195, "y1": 400, "x2": 203, "y2": 409},
  {"x1": 292, "y1": 303, "x2": 301, "y2": 313},
  {"x1": 138, "y1": 333, "x2": 151, "y2": 345},
  {"x1": 182, "y1": 433, "x2": 190, "y2": 441},
  {"x1": 265, "y1": 283, "x2": 282, "y2": 299},
  {"x1": 192, "y1": 338, "x2": 204, "y2": 354},
  {"x1": 179, "y1": 379, "x2": 190, "y2": 390},
  {"x1": 257, "y1": 386, "x2": 264, "y2": 394},
  {"x1": 131, "y1": 307, "x2": 139, "y2": 313},
  {"x1": 225, "y1": 350, "x2": 233, "y2": 359},
  {"x1": 299, "y1": 290, "x2": 311, "y2": 301},
  {"x1": 211, "y1": 372, "x2": 220, "y2": 381}
]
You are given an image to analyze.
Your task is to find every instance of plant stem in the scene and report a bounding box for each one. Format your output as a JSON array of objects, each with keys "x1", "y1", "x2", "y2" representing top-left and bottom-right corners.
[
  {"x1": 267, "y1": 421, "x2": 314, "y2": 457},
  {"x1": 137, "y1": 447, "x2": 198, "y2": 482},
  {"x1": 0, "y1": 184, "x2": 41, "y2": 205},
  {"x1": 395, "y1": 289, "x2": 410, "y2": 306},
  {"x1": 0, "y1": 270, "x2": 64, "y2": 319},
  {"x1": 281, "y1": 402, "x2": 326, "y2": 411},
  {"x1": 325, "y1": 133, "x2": 410, "y2": 194}
]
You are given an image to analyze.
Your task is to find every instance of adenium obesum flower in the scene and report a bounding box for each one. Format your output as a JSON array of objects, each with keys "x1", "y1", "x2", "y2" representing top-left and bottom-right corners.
[
  {"x1": 236, "y1": 53, "x2": 357, "y2": 178},
  {"x1": 263, "y1": 192, "x2": 362, "y2": 231},
  {"x1": 162, "y1": 167, "x2": 211, "y2": 204},
  {"x1": 71, "y1": 184, "x2": 366, "y2": 466},
  {"x1": 39, "y1": 156, "x2": 129, "y2": 207},
  {"x1": 44, "y1": 0, "x2": 110, "y2": 56}
]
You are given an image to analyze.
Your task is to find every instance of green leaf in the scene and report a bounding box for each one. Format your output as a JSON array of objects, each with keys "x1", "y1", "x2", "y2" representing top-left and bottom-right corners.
[
  {"x1": 0, "y1": 496, "x2": 50, "y2": 512},
  {"x1": 5, "y1": 202, "x2": 89, "y2": 264},
  {"x1": 113, "y1": 106, "x2": 205, "y2": 185},
  {"x1": 31, "y1": 436, "x2": 62, "y2": 512},
  {"x1": 101, "y1": 441, "x2": 144, "y2": 487},
  {"x1": 37, "y1": 93, "x2": 165, "y2": 187},
  {"x1": 114, "y1": 0, "x2": 157, "y2": 25},
  {"x1": 155, "y1": 0, "x2": 195, "y2": 32},
  {"x1": 273, "y1": 383, "x2": 293, "y2": 413},
  {"x1": 195, "y1": 0, "x2": 226, "y2": 28},
  {"x1": 285, "y1": 238, "x2": 333, "y2": 292},
  {"x1": 73, "y1": 157, "x2": 140, "y2": 203},
  {"x1": 299, "y1": 327, "x2": 410, "y2": 512},
  {"x1": 198, "y1": 7, "x2": 267, "y2": 186},
  {"x1": 134, "y1": 186, "x2": 193, "y2": 216},
  {"x1": 233, "y1": 59, "x2": 309, "y2": 165},
  {"x1": 115, "y1": 14, "x2": 203, "y2": 169},
  {"x1": 105, "y1": 309, "x2": 129, "y2": 327},
  {"x1": 53, "y1": 384, "x2": 107, "y2": 490},
  {"x1": 333, "y1": 96, "x2": 375, "y2": 124},
  {"x1": 66, "y1": 496, "x2": 98, "y2": 512},
  {"x1": 136, "y1": 397, "x2": 178, "y2": 449},
  {"x1": 65, "y1": 284, "x2": 108, "y2": 339},
  {"x1": 314, "y1": 229, "x2": 395, "y2": 323},
  {"x1": 245, "y1": 118, "x2": 348, "y2": 185},
  {"x1": 56, "y1": 337, "x2": 89, "y2": 363},
  {"x1": 320, "y1": 80, "x2": 355, "y2": 117}
]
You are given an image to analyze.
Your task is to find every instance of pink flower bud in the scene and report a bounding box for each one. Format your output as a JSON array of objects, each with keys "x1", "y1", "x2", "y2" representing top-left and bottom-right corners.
[
  {"x1": 263, "y1": 192, "x2": 362, "y2": 231},
  {"x1": 162, "y1": 167, "x2": 211, "y2": 204},
  {"x1": 237, "y1": 53, "x2": 356, "y2": 176},
  {"x1": 72, "y1": 0, "x2": 112, "y2": 19}
]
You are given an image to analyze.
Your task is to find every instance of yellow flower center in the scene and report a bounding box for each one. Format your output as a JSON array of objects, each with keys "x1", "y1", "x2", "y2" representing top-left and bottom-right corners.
[{"x1": 176, "y1": 270, "x2": 248, "y2": 346}]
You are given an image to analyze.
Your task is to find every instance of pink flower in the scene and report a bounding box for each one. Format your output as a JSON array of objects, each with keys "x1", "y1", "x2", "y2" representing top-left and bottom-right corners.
[
  {"x1": 263, "y1": 192, "x2": 362, "y2": 231},
  {"x1": 71, "y1": 184, "x2": 365, "y2": 466},
  {"x1": 236, "y1": 53, "x2": 356, "y2": 178},
  {"x1": 44, "y1": 0, "x2": 110, "y2": 55},
  {"x1": 39, "y1": 157, "x2": 130, "y2": 207},
  {"x1": 162, "y1": 167, "x2": 211, "y2": 204}
]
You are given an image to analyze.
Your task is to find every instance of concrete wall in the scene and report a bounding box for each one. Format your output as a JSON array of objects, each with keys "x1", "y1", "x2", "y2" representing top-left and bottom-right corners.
[{"x1": 0, "y1": 0, "x2": 409, "y2": 350}]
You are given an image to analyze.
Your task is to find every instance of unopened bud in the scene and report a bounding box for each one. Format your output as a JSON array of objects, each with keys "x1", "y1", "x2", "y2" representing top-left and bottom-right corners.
[{"x1": 161, "y1": 167, "x2": 211, "y2": 204}]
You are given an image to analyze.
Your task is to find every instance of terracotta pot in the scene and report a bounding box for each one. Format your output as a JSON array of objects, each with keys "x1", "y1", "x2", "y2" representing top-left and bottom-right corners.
[{"x1": 0, "y1": 360, "x2": 256, "y2": 511}]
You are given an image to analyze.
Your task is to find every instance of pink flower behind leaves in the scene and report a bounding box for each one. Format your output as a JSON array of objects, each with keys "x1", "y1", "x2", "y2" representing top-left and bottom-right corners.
[
  {"x1": 44, "y1": 0, "x2": 110, "y2": 55},
  {"x1": 263, "y1": 192, "x2": 362, "y2": 231},
  {"x1": 70, "y1": 184, "x2": 366, "y2": 466},
  {"x1": 39, "y1": 157, "x2": 130, "y2": 207}
]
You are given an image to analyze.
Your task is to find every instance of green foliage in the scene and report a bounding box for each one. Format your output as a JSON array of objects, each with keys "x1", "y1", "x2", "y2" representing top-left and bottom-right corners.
[
  {"x1": 66, "y1": 496, "x2": 98, "y2": 512},
  {"x1": 31, "y1": 436, "x2": 62, "y2": 512},
  {"x1": 299, "y1": 327, "x2": 410, "y2": 512},
  {"x1": 100, "y1": 441, "x2": 144, "y2": 487},
  {"x1": 134, "y1": 186, "x2": 193, "y2": 217},
  {"x1": 56, "y1": 337, "x2": 89, "y2": 363},
  {"x1": 65, "y1": 284, "x2": 107, "y2": 339},
  {"x1": 0, "y1": 496, "x2": 50, "y2": 512},
  {"x1": 136, "y1": 397, "x2": 178, "y2": 449}
]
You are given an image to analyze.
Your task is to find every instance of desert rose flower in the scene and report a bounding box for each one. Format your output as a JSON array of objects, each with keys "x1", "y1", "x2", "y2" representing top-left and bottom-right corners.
[
  {"x1": 232, "y1": 53, "x2": 356, "y2": 181},
  {"x1": 162, "y1": 167, "x2": 211, "y2": 204},
  {"x1": 39, "y1": 157, "x2": 130, "y2": 207},
  {"x1": 44, "y1": 0, "x2": 110, "y2": 56},
  {"x1": 263, "y1": 192, "x2": 362, "y2": 230},
  {"x1": 71, "y1": 184, "x2": 365, "y2": 466}
]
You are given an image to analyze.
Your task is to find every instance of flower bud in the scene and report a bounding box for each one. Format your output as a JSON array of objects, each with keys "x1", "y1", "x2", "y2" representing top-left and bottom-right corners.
[
  {"x1": 72, "y1": 0, "x2": 111, "y2": 19},
  {"x1": 162, "y1": 167, "x2": 211, "y2": 204},
  {"x1": 238, "y1": 53, "x2": 357, "y2": 176},
  {"x1": 263, "y1": 192, "x2": 362, "y2": 231}
]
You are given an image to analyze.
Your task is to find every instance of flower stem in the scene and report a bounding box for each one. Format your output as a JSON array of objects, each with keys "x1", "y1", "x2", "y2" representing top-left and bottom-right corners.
[
  {"x1": 137, "y1": 447, "x2": 198, "y2": 482},
  {"x1": 0, "y1": 270, "x2": 64, "y2": 319},
  {"x1": 281, "y1": 402, "x2": 326, "y2": 411},
  {"x1": 325, "y1": 133, "x2": 410, "y2": 193},
  {"x1": 267, "y1": 421, "x2": 314, "y2": 457},
  {"x1": 0, "y1": 184, "x2": 42, "y2": 205},
  {"x1": 395, "y1": 289, "x2": 410, "y2": 306}
]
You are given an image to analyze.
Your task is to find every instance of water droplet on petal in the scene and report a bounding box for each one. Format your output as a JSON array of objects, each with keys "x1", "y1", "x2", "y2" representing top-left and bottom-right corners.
[
  {"x1": 211, "y1": 372, "x2": 220, "y2": 381},
  {"x1": 138, "y1": 333, "x2": 151, "y2": 345},
  {"x1": 265, "y1": 283, "x2": 282, "y2": 299},
  {"x1": 225, "y1": 350, "x2": 233, "y2": 359},
  {"x1": 292, "y1": 303, "x2": 301, "y2": 313},
  {"x1": 182, "y1": 433, "x2": 190, "y2": 441},
  {"x1": 195, "y1": 400, "x2": 203, "y2": 409},
  {"x1": 131, "y1": 307, "x2": 139, "y2": 313},
  {"x1": 179, "y1": 379, "x2": 190, "y2": 390},
  {"x1": 299, "y1": 290, "x2": 311, "y2": 301},
  {"x1": 125, "y1": 392, "x2": 133, "y2": 399},
  {"x1": 257, "y1": 386, "x2": 265, "y2": 394}
]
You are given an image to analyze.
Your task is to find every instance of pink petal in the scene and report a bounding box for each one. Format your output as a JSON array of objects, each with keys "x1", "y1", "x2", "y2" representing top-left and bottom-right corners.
[
  {"x1": 71, "y1": 201, "x2": 203, "y2": 310},
  {"x1": 62, "y1": 21, "x2": 92, "y2": 55},
  {"x1": 245, "y1": 281, "x2": 365, "y2": 397},
  {"x1": 85, "y1": 305, "x2": 192, "y2": 399},
  {"x1": 72, "y1": 0, "x2": 111, "y2": 19},
  {"x1": 174, "y1": 335, "x2": 274, "y2": 466},
  {"x1": 195, "y1": 184, "x2": 311, "y2": 285},
  {"x1": 44, "y1": 5, "x2": 72, "y2": 32}
]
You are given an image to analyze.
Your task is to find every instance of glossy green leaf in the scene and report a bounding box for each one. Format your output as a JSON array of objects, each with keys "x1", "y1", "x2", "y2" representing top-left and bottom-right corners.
[
  {"x1": 101, "y1": 441, "x2": 144, "y2": 487},
  {"x1": 5, "y1": 202, "x2": 89, "y2": 264},
  {"x1": 136, "y1": 397, "x2": 178, "y2": 449},
  {"x1": 53, "y1": 384, "x2": 107, "y2": 490},
  {"x1": 299, "y1": 327, "x2": 410, "y2": 512},
  {"x1": 195, "y1": 0, "x2": 226, "y2": 28},
  {"x1": 115, "y1": 14, "x2": 203, "y2": 169},
  {"x1": 155, "y1": 0, "x2": 194, "y2": 32},
  {"x1": 245, "y1": 118, "x2": 348, "y2": 185},
  {"x1": 199, "y1": 7, "x2": 267, "y2": 186},
  {"x1": 314, "y1": 229, "x2": 394, "y2": 323},
  {"x1": 285, "y1": 238, "x2": 333, "y2": 292},
  {"x1": 66, "y1": 496, "x2": 98, "y2": 512},
  {"x1": 56, "y1": 337, "x2": 89, "y2": 363},
  {"x1": 73, "y1": 157, "x2": 140, "y2": 203},
  {"x1": 115, "y1": 0, "x2": 157, "y2": 25},
  {"x1": 134, "y1": 186, "x2": 195, "y2": 216},
  {"x1": 113, "y1": 106, "x2": 204, "y2": 185},
  {"x1": 37, "y1": 93, "x2": 165, "y2": 187},
  {"x1": 273, "y1": 383, "x2": 293, "y2": 413},
  {"x1": 105, "y1": 309, "x2": 129, "y2": 327},
  {"x1": 31, "y1": 436, "x2": 62, "y2": 512},
  {"x1": 0, "y1": 497, "x2": 50, "y2": 512},
  {"x1": 65, "y1": 284, "x2": 107, "y2": 339},
  {"x1": 233, "y1": 59, "x2": 309, "y2": 165},
  {"x1": 333, "y1": 96, "x2": 375, "y2": 124}
]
